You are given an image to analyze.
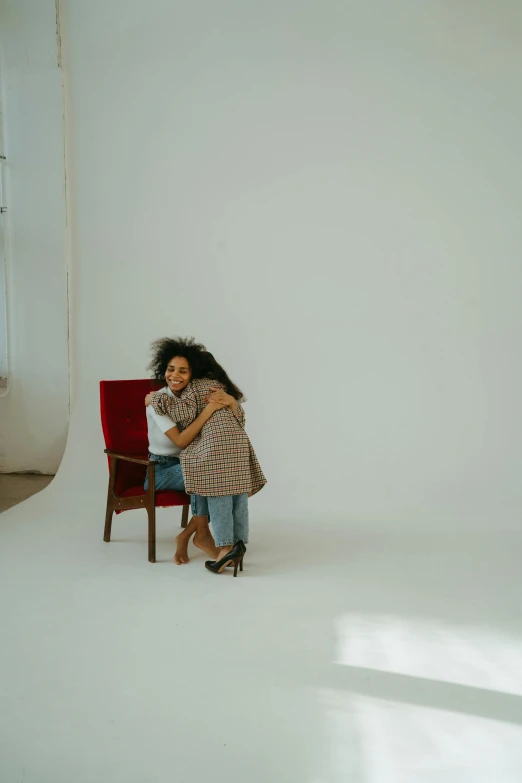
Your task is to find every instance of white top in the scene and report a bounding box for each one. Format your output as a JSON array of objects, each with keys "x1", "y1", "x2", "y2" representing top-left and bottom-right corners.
[{"x1": 146, "y1": 385, "x2": 181, "y2": 457}]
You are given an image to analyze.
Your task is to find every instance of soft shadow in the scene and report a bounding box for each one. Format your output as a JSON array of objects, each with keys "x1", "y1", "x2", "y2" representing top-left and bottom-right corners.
[{"x1": 326, "y1": 665, "x2": 522, "y2": 726}]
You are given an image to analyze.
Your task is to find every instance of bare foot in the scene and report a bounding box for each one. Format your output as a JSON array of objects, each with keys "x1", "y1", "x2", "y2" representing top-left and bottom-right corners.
[
  {"x1": 193, "y1": 533, "x2": 219, "y2": 560},
  {"x1": 174, "y1": 530, "x2": 192, "y2": 565}
]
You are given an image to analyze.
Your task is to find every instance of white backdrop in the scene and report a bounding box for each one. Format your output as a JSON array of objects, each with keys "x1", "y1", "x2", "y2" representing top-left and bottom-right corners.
[
  {"x1": 2, "y1": 6, "x2": 522, "y2": 780},
  {"x1": 57, "y1": 0, "x2": 522, "y2": 528}
]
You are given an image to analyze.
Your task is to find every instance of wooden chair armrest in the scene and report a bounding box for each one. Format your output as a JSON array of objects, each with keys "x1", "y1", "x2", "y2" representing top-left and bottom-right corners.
[{"x1": 104, "y1": 450, "x2": 158, "y2": 465}]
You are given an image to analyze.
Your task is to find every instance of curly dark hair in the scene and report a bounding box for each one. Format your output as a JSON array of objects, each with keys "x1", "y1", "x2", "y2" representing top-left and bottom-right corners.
[{"x1": 147, "y1": 337, "x2": 244, "y2": 401}]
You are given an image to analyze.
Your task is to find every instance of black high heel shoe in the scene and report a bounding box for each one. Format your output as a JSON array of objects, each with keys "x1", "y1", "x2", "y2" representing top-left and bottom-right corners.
[
  {"x1": 205, "y1": 541, "x2": 245, "y2": 577},
  {"x1": 224, "y1": 540, "x2": 246, "y2": 569}
]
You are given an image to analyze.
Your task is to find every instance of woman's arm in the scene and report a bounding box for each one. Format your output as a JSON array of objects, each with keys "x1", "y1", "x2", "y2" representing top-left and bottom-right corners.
[
  {"x1": 205, "y1": 389, "x2": 245, "y2": 427},
  {"x1": 149, "y1": 389, "x2": 197, "y2": 425},
  {"x1": 163, "y1": 402, "x2": 224, "y2": 449}
]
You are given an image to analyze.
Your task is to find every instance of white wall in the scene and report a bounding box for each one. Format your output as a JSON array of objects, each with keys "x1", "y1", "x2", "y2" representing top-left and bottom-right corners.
[
  {"x1": 59, "y1": 0, "x2": 522, "y2": 527},
  {"x1": 0, "y1": 0, "x2": 70, "y2": 473}
]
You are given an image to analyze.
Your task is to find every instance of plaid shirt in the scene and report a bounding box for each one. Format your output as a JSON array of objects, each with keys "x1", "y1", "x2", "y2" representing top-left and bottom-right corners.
[{"x1": 150, "y1": 377, "x2": 267, "y2": 498}]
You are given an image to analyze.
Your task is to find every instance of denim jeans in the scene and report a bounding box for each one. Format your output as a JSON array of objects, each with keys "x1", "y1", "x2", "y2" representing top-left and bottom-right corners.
[
  {"x1": 191, "y1": 494, "x2": 249, "y2": 548},
  {"x1": 144, "y1": 454, "x2": 185, "y2": 492}
]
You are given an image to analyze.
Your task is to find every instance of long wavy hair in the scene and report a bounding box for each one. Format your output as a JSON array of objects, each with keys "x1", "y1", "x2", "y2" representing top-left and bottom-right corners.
[{"x1": 147, "y1": 337, "x2": 244, "y2": 401}]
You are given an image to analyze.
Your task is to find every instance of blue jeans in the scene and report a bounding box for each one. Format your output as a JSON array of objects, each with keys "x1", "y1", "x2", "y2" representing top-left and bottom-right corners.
[
  {"x1": 191, "y1": 494, "x2": 249, "y2": 548},
  {"x1": 144, "y1": 454, "x2": 185, "y2": 491}
]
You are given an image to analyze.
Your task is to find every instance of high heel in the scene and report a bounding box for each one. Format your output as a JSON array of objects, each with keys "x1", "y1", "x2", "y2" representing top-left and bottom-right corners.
[
  {"x1": 231, "y1": 541, "x2": 246, "y2": 558},
  {"x1": 214, "y1": 540, "x2": 247, "y2": 569},
  {"x1": 205, "y1": 541, "x2": 245, "y2": 576},
  {"x1": 226, "y1": 541, "x2": 246, "y2": 569}
]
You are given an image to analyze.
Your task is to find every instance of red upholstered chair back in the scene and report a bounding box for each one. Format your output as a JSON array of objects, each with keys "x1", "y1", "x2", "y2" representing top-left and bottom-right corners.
[{"x1": 100, "y1": 379, "x2": 163, "y2": 495}]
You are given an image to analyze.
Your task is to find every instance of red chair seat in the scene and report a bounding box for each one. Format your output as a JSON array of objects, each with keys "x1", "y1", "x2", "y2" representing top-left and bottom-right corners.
[{"x1": 119, "y1": 486, "x2": 189, "y2": 506}]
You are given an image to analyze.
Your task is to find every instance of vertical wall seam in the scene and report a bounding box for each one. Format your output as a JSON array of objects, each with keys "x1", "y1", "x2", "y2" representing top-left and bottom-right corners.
[{"x1": 56, "y1": 0, "x2": 71, "y2": 417}]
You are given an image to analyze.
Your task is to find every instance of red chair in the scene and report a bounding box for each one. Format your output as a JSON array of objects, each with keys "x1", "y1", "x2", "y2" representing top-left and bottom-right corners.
[{"x1": 100, "y1": 379, "x2": 190, "y2": 563}]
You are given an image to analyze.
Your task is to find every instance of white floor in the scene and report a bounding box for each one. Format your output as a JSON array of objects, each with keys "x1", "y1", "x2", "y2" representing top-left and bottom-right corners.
[{"x1": 1, "y1": 488, "x2": 522, "y2": 783}]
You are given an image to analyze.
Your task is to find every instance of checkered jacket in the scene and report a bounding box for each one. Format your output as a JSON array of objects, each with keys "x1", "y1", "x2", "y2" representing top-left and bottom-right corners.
[{"x1": 150, "y1": 377, "x2": 267, "y2": 498}]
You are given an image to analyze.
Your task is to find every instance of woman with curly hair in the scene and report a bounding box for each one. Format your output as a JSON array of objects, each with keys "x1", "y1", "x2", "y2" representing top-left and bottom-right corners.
[
  {"x1": 146, "y1": 337, "x2": 266, "y2": 576},
  {"x1": 144, "y1": 339, "x2": 229, "y2": 564}
]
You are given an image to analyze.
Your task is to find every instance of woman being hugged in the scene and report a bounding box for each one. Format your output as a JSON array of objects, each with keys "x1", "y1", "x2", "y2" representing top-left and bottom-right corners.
[{"x1": 146, "y1": 337, "x2": 266, "y2": 575}]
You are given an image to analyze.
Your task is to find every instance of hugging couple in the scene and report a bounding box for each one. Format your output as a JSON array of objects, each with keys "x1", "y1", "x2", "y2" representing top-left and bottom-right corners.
[{"x1": 144, "y1": 337, "x2": 266, "y2": 576}]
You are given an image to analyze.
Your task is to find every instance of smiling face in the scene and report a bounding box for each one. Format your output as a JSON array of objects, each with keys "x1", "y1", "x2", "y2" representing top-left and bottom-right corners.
[{"x1": 164, "y1": 355, "x2": 192, "y2": 396}]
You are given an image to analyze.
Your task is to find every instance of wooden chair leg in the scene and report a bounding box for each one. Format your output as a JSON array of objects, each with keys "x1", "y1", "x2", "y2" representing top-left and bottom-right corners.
[
  {"x1": 103, "y1": 504, "x2": 114, "y2": 543},
  {"x1": 147, "y1": 463, "x2": 156, "y2": 563},
  {"x1": 147, "y1": 504, "x2": 156, "y2": 563},
  {"x1": 103, "y1": 457, "x2": 118, "y2": 542},
  {"x1": 181, "y1": 504, "x2": 189, "y2": 529}
]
